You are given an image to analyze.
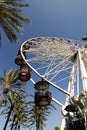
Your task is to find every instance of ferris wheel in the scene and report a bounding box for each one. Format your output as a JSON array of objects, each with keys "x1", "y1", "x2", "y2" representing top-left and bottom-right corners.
[{"x1": 15, "y1": 37, "x2": 87, "y2": 130}]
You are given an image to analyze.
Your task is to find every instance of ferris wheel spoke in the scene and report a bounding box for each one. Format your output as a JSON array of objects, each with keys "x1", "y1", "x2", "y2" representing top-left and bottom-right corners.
[
  {"x1": 54, "y1": 76, "x2": 70, "y2": 84},
  {"x1": 44, "y1": 56, "x2": 56, "y2": 75},
  {"x1": 49, "y1": 66, "x2": 72, "y2": 82},
  {"x1": 44, "y1": 59, "x2": 72, "y2": 81},
  {"x1": 44, "y1": 58, "x2": 69, "y2": 77}
]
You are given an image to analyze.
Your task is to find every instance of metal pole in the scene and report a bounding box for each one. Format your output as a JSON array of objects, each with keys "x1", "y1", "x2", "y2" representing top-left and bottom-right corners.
[
  {"x1": 78, "y1": 49, "x2": 87, "y2": 92},
  {"x1": 77, "y1": 58, "x2": 80, "y2": 95},
  {"x1": 60, "y1": 64, "x2": 76, "y2": 130},
  {"x1": 78, "y1": 49, "x2": 87, "y2": 130}
]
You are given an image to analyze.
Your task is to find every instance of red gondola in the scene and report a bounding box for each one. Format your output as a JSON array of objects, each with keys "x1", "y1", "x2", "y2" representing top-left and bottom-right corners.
[
  {"x1": 34, "y1": 91, "x2": 52, "y2": 106},
  {"x1": 18, "y1": 64, "x2": 31, "y2": 82},
  {"x1": 15, "y1": 54, "x2": 24, "y2": 65},
  {"x1": 15, "y1": 48, "x2": 26, "y2": 66}
]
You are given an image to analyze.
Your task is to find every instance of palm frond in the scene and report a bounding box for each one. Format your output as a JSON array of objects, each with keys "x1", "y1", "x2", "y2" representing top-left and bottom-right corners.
[
  {"x1": 0, "y1": 0, "x2": 31, "y2": 43},
  {"x1": 0, "y1": 19, "x2": 19, "y2": 43}
]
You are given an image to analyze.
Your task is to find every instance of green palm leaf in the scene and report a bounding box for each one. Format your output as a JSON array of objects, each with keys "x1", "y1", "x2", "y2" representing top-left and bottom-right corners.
[{"x1": 0, "y1": 0, "x2": 31, "y2": 43}]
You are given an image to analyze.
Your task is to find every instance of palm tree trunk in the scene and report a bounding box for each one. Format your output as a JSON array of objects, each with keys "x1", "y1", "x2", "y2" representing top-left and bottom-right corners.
[
  {"x1": 36, "y1": 121, "x2": 40, "y2": 130},
  {"x1": 41, "y1": 120, "x2": 43, "y2": 130},
  {"x1": 18, "y1": 125, "x2": 20, "y2": 130},
  {"x1": 10, "y1": 115, "x2": 16, "y2": 130},
  {"x1": 36, "y1": 116, "x2": 41, "y2": 130},
  {"x1": 14, "y1": 121, "x2": 18, "y2": 130},
  {"x1": 3, "y1": 105, "x2": 14, "y2": 130}
]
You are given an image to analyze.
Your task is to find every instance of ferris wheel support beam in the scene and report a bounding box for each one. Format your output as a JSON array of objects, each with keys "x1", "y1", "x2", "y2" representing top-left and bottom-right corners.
[
  {"x1": 77, "y1": 58, "x2": 80, "y2": 95},
  {"x1": 78, "y1": 49, "x2": 87, "y2": 130},
  {"x1": 65, "y1": 64, "x2": 76, "y2": 105},
  {"x1": 78, "y1": 49, "x2": 87, "y2": 92},
  {"x1": 60, "y1": 64, "x2": 76, "y2": 130}
]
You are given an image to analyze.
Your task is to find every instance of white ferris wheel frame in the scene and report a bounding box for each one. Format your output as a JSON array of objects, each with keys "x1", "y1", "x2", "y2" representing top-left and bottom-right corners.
[{"x1": 20, "y1": 37, "x2": 87, "y2": 130}]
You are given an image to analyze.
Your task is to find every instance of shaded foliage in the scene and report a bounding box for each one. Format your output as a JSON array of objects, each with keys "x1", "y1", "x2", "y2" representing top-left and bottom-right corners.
[{"x1": 54, "y1": 126, "x2": 60, "y2": 130}]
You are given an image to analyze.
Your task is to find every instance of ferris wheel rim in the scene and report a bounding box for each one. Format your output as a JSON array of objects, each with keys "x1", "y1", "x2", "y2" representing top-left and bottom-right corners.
[{"x1": 20, "y1": 36, "x2": 85, "y2": 95}]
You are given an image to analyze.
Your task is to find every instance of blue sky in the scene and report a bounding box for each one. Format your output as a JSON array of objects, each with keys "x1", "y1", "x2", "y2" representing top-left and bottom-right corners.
[{"x1": 0, "y1": 0, "x2": 87, "y2": 129}]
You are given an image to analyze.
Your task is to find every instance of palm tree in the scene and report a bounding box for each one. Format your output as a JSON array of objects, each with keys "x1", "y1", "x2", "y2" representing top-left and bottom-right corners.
[
  {"x1": 10, "y1": 93, "x2": 29, "y2": 130},
  {"x1": 2, "y1": 91, "x2": 19, "y2": 130},
  {"x1": 11, "y1": 101, "x2": 30, "y2": 130},
  {"x1": 0, "y1": 69, "x2": 26, "y2": 107},
  {"x1": 1, "y1": 90, "x2": 29, "y2": 130},
  {"x1": 27, "y1": 98, "x2": 56, "y2": 130},
  {"x1": 27, "y1": 105, "x2": 45, "y2": 130},
  {"x1": 0, "y1": 0, "x2": 31, "y2": 43}
]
